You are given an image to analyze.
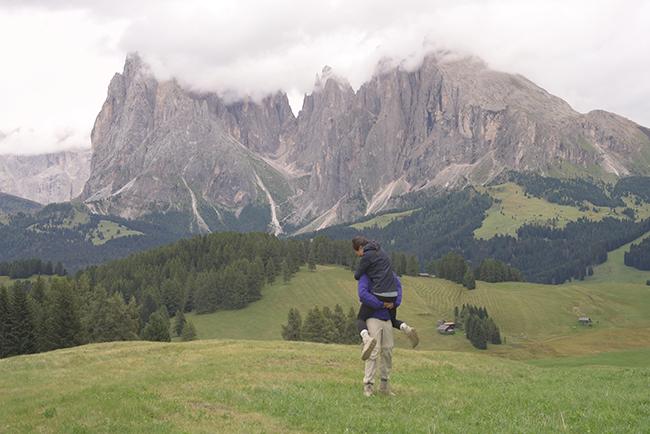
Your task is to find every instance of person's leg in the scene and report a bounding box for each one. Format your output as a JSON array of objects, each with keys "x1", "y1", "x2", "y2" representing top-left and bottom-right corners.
[
  {"x1": 389, "y1": 306, "x2": 403, "y2": 330},
  {"x1": 363, "y1": 318, "x2": 383, "y2": 396},
  {"x1": 377, "y1": 296, "x2": 418, "y2": 348},
  {"x1": 377, "y1": 319, "x2": 395, "y2": 396},
  {"x1": 357, "y1": 304, "x2": 377, "y2": 360},
  {"x1": 356, "y1": 304, "x2": 373, "y2": 333}
]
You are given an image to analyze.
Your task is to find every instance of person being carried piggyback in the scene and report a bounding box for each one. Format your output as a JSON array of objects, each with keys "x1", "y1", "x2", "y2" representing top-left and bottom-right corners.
[{"x1": 352, "y1": 235, "x2": 419, "y2": 360}]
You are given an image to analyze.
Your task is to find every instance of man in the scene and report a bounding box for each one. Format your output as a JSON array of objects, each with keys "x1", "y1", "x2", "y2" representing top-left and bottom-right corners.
[{"x1": 357, "y1": 273, "x2": 398, "y2": 397}]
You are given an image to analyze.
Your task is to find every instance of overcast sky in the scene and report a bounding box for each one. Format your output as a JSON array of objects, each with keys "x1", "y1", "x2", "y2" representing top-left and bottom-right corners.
[{"x1": 0, "y1": 0, "x2": 648, "y2": 155}]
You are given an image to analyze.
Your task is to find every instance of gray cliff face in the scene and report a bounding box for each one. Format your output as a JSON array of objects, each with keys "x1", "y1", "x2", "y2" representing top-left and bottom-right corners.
[
  {"x1": 0, "y1": 149, "x2": 91, "y2": 204},
  {"x1": 81, "y1": 53, "x2": 650, "y2": 233},
  {"x1": 81, "y1": 54, "x2": 295, "y2": 234}
]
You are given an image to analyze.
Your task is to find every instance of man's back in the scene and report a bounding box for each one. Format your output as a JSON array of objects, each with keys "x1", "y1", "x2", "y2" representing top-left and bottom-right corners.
[{"x1": 354, "y1": 241, "x2": 398, "y2": 296}]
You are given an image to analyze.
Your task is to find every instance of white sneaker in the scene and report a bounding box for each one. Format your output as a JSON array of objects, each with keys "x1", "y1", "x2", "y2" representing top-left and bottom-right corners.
[
  {"x1": 403, "y1": 325, "x2": 419, "y2": 348},
  {"x1": 363, "y1": 383, "x2": 374, "y2": 397},
  {"x1": 361, "y1": 335, "x2": 377, "y2": 360}
]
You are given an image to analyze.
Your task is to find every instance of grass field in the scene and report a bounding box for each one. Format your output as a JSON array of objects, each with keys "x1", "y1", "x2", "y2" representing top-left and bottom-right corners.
[
  {"x1": 350, "y1": 209, "x2": 419, "y2": 230},
  {"x1": 188, "y1": 232, "x2": 650, "y2": 360},
  {"x1": 474, "y1": 183, "x2": 650, "y2": 239},
  {"x1": 87, "y1": 220, "x2": 144, "y2": 245},
  {"x1": 528, "y1": 347, "x2": 650, "y2": 368},
  {"x1": 1, "y1": 340, "x2": 648, "y2": 433}
]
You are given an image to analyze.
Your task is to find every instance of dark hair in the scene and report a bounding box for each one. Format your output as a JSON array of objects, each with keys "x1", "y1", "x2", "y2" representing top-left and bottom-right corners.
[{"x1": 352, "y1": 235, "x2": 369, "y2": 250}]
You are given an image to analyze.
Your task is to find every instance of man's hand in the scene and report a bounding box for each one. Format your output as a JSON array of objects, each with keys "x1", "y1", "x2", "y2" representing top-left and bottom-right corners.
[{"x1": 383, "y1": 302, "x2": 394, "y2": 309}]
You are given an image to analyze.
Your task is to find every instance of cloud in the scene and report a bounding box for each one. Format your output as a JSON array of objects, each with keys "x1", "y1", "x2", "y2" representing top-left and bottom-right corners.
[{"x1": 0, "y1": 0, "x2": 649, "y2": 155}]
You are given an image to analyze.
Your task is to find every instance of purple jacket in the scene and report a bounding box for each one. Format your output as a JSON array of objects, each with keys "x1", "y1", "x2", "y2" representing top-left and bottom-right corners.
[{"x1": 358, "y1": 273, "x2": 402, "y2": 321}]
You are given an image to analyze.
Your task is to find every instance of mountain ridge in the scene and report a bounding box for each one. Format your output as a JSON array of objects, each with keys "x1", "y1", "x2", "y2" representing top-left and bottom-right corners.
[{"x1": 79, "y1": 52, "x2": 650, "y2": 234}]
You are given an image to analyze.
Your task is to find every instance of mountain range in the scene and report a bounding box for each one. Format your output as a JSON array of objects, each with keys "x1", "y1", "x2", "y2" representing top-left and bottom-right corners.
[
  {"x1": 3, "y1": 51, "x2": 650, "y2": 236},
  {"x1": 0, "y1": 149, "x2": 91, "y2": 204}
]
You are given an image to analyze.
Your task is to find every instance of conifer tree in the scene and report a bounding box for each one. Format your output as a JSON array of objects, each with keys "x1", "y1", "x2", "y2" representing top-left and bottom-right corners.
[
  {"x1": 301, "y1": 306, "x2": 325, "y2": 342},
  {"x1": 48, "y1": 280, "x2": 84, "y2": 349},
  {"x1": 265, "y1": 257, "x2": 277, "y2": 284},
  {"x1": 281, "y1": 259, "x2": 291, "y2": 283},
  {"x1": 463, "y1": 268, "x2": 476, "y2": 289},
  {"x1": 331, "y1": 304, "x2": 347, "y2": 343},
  {"x1": 174, "y1": 310, "x2": 187, "y2": 337},
  {"x1": 7, "y1": 284, "x2": 37, "y2": 356},
  {"x1": 474, "y1": 320, "x2": 488, "y2": 350},
  {"x1": 161, "y1": 279, "x2": 182, "y2": 316},
  {"x1": 140, "y1": 288, "x2": 159, "y2": 324},
  {"x1": 406, "y1": 255, "x2": 420, "y2": 276},
  {"x1": 281, "y1": 308, "x2": 303, "y2": 341},
  {"x1": 307, "y1": 247, "x2": 317, "y2": 272},
  {"x1": 0, "y1": 287, "x2": 10, "y2": 358},
  {"x1": 181, "y1": 321, "x2": 197, "y2": 341},
  {"x1": 320, "y1": 306, "x2": 339, "y2": 343},
  {"x1": 54, "y1": 261, "x2": 66, "y2": 276},
  {"x1": 345, "y1": 307, "x2": 360, "y2": 344},
  {"x1": 142, "y1": 309, "x2": 171, "y2": 342},
  {"x1": 31, "y1": 276, "x2": 46, "y2": 304}
]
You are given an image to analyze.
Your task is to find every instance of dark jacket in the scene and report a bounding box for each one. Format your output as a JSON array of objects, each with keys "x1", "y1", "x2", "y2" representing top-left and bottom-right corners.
[
  {"x1": 358, "y1": 273, "x2": 402, "y2": 321},
  {"x1": 354, "y1": 241, "x2": 398, "y2": 296}
]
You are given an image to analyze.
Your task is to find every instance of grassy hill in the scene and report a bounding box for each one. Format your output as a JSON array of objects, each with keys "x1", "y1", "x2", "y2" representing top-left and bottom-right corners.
[
  {"x1": 1, "y1": 340, "x2": 648, "y2": 433},
  {"x1": 474, "y1": 182, "x2": 650, "y2": 239},
  {"x1": 188, "y1": 231, "x2": 650, "y2": 359}
]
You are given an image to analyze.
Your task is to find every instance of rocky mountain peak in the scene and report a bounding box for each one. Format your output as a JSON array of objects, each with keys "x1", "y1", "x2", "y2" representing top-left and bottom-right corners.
[{"x1": 80, "y1": 52, "x2": 650, "y2": 234}]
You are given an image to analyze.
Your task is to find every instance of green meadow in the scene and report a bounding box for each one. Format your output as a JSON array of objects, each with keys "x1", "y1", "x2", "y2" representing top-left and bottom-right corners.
[
  {"x1": 3, "y1": 212, "x2": 650, "y2": 432},
  {"x1": 1, "y1": 340, "x2": 648, "y2": 433},
  {"x1": 188, "y1": 233, "x2": 650, "y2": 359}
]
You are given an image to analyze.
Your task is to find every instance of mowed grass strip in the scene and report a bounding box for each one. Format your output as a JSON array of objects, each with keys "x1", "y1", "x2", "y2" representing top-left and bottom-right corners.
[{"x1": 1, "y1": 340, "x2": 649, "y2": 433}]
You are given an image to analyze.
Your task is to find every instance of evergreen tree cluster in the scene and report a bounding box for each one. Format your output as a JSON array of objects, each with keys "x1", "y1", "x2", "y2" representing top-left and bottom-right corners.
[
  {"x1": 454, "y1": 304, "x2": 501, "y2": 350},
  {"x1": 390, "y1": 252, "x2": 421, "y2": 276},
  {"x1": 0, "y1": 258, "x2": 66, "y2": 279},
  {"x1": 0, "y1": 274, "x2": 209, "y2": 359},
  {"x1": 79, "y1": 232, "x2": 313, "y2": 317},
  {"x1": 281, "y1": 305, "x2": 359, "y2": 344},
  {"x1": 475, "y1": 258, "x2": 523, "y2": 283},
  {"x1": 624, "y1": 237, "x2": 650, "y2": 270},
  {"x1": 0, "y1": 277, "x2": 142, "y2": 359}
]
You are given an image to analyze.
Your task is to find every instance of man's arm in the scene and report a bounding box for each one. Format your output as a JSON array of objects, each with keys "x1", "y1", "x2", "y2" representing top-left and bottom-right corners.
[
  {"x1": 358, "y1": 275, "x2": 384, "y2": 310},
  {"x1": 353, "y1": 254, "x2": 371, "y2": 281}
]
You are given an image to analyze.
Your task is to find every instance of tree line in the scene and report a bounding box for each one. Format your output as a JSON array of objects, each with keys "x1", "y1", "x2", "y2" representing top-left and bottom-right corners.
[
  {"x1": 428, "y1": 252, "x2": 522, "y2": 288},
  {"x1": 0, "y1": 258, "x2": 67, "y2": 279},
  {"x1": 0, "y1": 275, "x2": 202, "y2": 359},
  {"x1": 281, "y1": 305, "x2": 359, "y2": 344},
  {"x1": 624, "y1": 237, "x2": 650, "y2": 270}
]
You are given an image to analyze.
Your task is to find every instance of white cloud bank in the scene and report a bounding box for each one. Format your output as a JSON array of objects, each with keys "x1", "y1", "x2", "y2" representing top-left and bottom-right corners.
[{"x1": 1, "y1": 0, "x2": 649, "y2": 155}]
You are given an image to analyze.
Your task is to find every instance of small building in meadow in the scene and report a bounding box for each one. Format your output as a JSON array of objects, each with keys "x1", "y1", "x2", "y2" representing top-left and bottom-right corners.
[
  {"x1": 578, "y1": 316, "x2": 592, "y2": 326},
  {"x1": 437, "y1": 321, "x2": 456, "y2": 334}
]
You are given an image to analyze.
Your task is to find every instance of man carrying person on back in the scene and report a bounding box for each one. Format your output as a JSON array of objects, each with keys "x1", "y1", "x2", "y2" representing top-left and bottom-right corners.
[{"x1": 357, "y1": 272, "x2": 398, "y2": 397}]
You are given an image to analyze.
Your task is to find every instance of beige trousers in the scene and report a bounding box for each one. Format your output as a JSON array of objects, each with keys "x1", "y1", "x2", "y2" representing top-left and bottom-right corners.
[{"x1": 363, "y1": 318, "x2": 394, "y2": 385}]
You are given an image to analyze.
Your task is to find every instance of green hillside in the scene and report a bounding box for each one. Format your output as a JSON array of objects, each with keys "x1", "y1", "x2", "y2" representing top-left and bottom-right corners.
[
  {"x1": 189, "y1": 232, "x2": 650, "y2": 359},
  {"x1": 1, "y1": 340, "x2": 648, "y2": 433},
  {"x1": 475, "y1": 182, "x2": 650, "y2": 239}
]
